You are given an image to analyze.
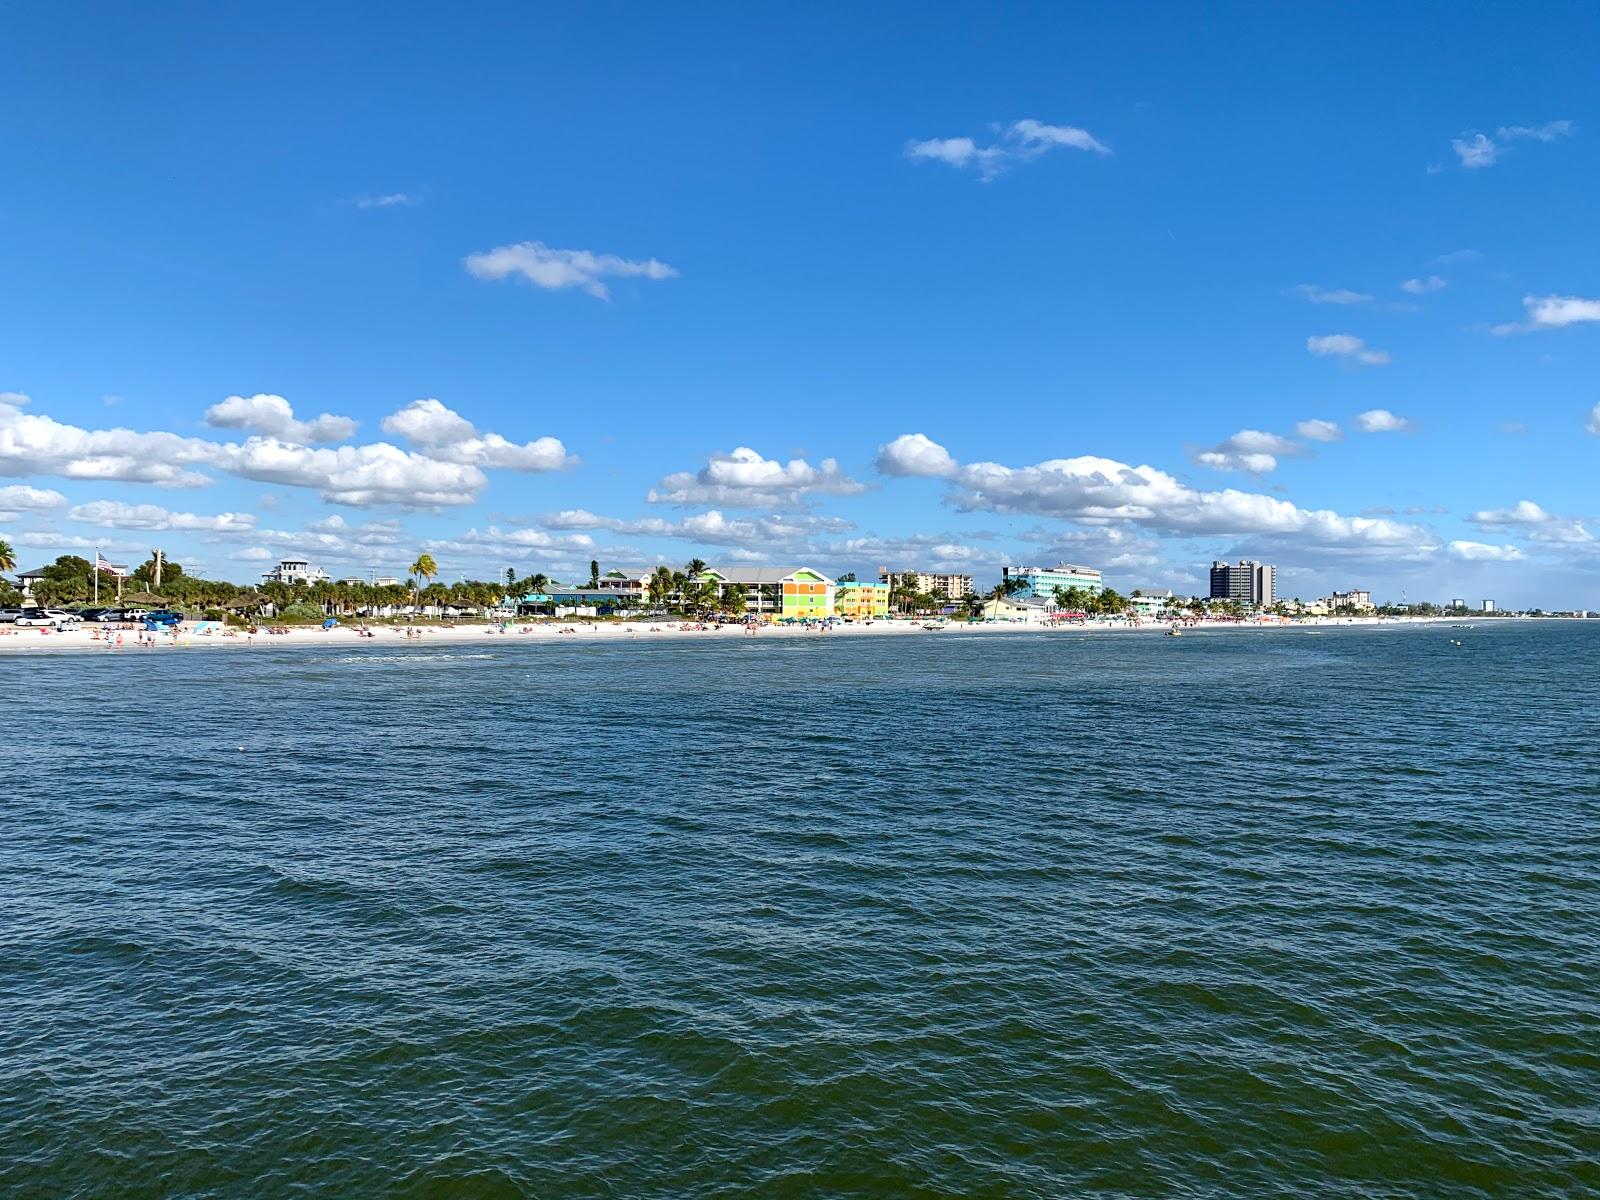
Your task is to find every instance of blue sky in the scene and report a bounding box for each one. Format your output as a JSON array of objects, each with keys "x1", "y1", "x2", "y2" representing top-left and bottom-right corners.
[{"x1": 2, "y1": 3, "x2": 1598, "y2": 605}]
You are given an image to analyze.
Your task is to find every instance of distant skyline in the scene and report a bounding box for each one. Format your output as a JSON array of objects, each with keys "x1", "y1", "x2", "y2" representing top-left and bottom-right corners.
[{"x1": 2, "y1": 4, "x2": 1598, "y2": 606}]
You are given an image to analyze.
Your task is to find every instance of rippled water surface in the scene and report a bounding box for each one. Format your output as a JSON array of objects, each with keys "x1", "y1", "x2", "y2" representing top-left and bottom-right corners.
[{"x1": 4, "y1": 622, "x2": 1598, "y2": 1197}]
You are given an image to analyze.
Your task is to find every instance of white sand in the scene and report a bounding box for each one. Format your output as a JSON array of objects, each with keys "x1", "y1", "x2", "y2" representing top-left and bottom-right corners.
[{"x1": 0, "y1": 615, "x2": 1463, "y2": 656}]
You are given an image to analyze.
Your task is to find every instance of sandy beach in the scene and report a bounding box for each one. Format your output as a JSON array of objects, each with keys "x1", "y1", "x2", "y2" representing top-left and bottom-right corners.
[{"x1": 0, "y1": 615, "x2": 1470, "y2": 656}]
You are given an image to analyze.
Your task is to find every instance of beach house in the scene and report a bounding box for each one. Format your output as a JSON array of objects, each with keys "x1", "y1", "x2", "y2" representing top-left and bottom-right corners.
[
  {"x1": 1002, "y1": 563, "x2": 1103, "y2": 598},
  {"x1": 692, "y1": 566, "x2": 836, "y2": 621}
]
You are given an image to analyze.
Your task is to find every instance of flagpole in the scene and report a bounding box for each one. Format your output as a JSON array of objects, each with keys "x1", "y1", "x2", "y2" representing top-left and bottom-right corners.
[{"x1": 94, "y1": 548, "x2": 99, "y2": 604}]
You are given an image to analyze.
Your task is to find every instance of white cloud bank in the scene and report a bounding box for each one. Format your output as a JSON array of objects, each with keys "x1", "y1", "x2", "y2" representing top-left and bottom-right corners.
[
  {"x1": 1401, "y1": 276, "x2": 1447, "y2": 295},
  {"x1": 463, "y1": 241, "x2": 678, "y2": 300},
  {"x1": 905, "y1": 118, "x2": 1110, "y2": 182},
  {"x1": 1, "y1": 392, "x2": 573, "y2": 508},
  {"x1": 0, "y1": 484, "x2": 67, "y2": 519},
  {"x1": 874, "y1": 433, "x2": 1431, "y2": 551},
  {"x1": 67, "y1": 500, "x2": 257, "y2": 534},
  {"x1": 648, "y1": 446, "x2": 866, "y2": 508}
]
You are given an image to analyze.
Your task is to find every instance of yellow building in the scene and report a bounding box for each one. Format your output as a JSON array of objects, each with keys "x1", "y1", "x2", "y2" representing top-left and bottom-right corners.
[{"x1": 834, "y1": 580, "x2": 890, "y2": 619}]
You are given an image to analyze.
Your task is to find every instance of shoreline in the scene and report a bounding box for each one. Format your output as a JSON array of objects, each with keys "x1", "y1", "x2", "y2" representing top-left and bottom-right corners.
[{"x1": 0, "y1": 614, "x2": 1525, "y2": 657}]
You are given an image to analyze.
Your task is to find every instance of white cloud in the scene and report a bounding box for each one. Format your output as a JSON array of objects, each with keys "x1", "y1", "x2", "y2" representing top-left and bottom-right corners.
[
  {"x1": 1401, "y1": 275, "x2": 1447, "y2": 295},
  {"x1": 66, "y1": 500, "x2": 257, "y2": 533},
  {"x1": 1587, "y1": 403, "x2": 1600, "y2": 436},
  {"x1": 1452, "y1": 133, "x2": 1498, "y2": 169},
  {"x1": 1448, "y1": 540, "x2": 1525, "y2": 562},
  {"x1": 1451, "y1": 121, "x2": 1572, "y2": 170},
  {"x1": 1295, "y1": 419, "x2": 1343, "y2": 443},
  {"x1": 905, "y1": 118, "x2": 1110, "y2": 182},
  {"x1": 224, "y1": 440, "x2": 489, "y2": 508},
  {"x1": 538, "y1": 507, "x2": 852, "y2": 548},
  {"x1": 233, "y1": 546, "x2": 275, "y2": 562},
  {"x1": 647, "y1": 446, "x2": 865, "y2": 508},
  {"x1": 1307, "y1": 334, "x2": 1390, "y2": 366},
  {"x1": 1355, "y1": 409, "x2": 1413, "y2": 433},
  {"x1": 875, "y1": 433, "x2": 960, "y2": 479},
  {"x1": 875, "y1": 434, "x2": 1433, "y2": 551},
  {"x1": 1470, "y1": 499, "x2": 1594, "y2": 546},
  {"x1": 1492, "y1": 294, "x2": 1600, "y2": 335},
  {"x1": 0, "y1": 393, "x2": 568, "y2": 509},
  {"x1": 204, "y1": 394, "x2": 357, "y2": 443},
  {"x1": 1291, "y1": 284, "x2": 1372, "y2": 305},
  {"x1": 354, "y1": 193, "x2": 417, "y2": 209},
  {"x1": 1192, "y1": 429, "x2": 1303, "y2": 475},
  {"x1": 1497, "y1": 120, "x2": 1574, "y2": 143},
  {"x1": 381, "y1": 398, "x2": 575, "y2": 472},
  {"x1": 0, "y1": 484, "x2": 67, "y2": 518},
  {"x1": 0, "y1": 392, "x2": 217, "y2": 486},
  {"x1": 463, "y1": 241, "x2": 678, "y2": 300}
]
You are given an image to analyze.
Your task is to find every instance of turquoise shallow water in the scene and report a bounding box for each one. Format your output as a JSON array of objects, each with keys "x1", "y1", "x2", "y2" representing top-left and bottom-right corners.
[{"x1": 2, "y1": 622, "x2": 1598, "y2": 1197}]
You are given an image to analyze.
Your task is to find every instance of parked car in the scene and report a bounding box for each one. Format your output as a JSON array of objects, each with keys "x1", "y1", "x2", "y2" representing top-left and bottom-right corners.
[
  {"x1": 143, "y1": 610, "x2": 184, "y2": 627},
  {"x1": 85, "y1": 608, "x2": 128, "y2": 623},
  {"x1": 16, "y1": 610, "x2": 76, "y2": 628},
  {"x1": 0, "y1": 607, "x2": 22, "y2": 624}
]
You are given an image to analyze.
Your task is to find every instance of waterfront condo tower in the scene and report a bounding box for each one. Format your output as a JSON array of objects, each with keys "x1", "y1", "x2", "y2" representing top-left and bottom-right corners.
[{"x1": 1209, "y1": 560, "x2": 1276, "y2": 607}]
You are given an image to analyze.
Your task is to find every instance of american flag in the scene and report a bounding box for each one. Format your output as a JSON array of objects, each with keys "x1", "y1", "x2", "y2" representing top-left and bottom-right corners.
[{"x1": 96, "y1": 554, "x2": 126, "y2": 577}]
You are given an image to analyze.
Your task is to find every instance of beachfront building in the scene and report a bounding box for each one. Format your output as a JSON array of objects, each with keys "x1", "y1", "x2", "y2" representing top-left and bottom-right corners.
[
  {"x1": 1128, "y1": 589, "x2": 1176, "y2": 617},
  {"x1": 877, "y1": 569, "x2": 975, "y2": 599},
  {"x1": 594, "y1": 569, "x2": 654, "y2": 603},
  {"x1": 1449, "y1": 598, "x2": 1468, "y2": 611},
  {"x1": 1209, "y1": 560, "x2": 1275, "y2": 608},
  {"x1": 835, "y1": 580, "x2": 891, "y2": 619},
  {"x1": 262, "y1": 558, "x2": 330, "y2": 586},
  {"x1": 1324, "y1": 589, "x2": 1374, "y2": 613},
  {"x1": 1001, "y1": 563, "x2": 1103, "y2": 599},
  {"x1": 693, "y1": 566, "x2": 836, "y2": 621},
  {"x1": 1482, "y1": 599, "x2": 1496, "y2": 613}
]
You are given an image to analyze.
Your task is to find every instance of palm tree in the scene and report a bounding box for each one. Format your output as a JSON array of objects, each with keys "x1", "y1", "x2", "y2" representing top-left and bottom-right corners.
[
  {"x1": 410, "y1": 553, "x2": 437, "y2": 616},
  {"x1": 686, "y1": 557, "x2": 707, "y2": 579},
  {"x1": 0, "y1": 537, "x2": 14, "y2": 577},
  {"x1": 588, "y1": 559, "x2": 601, "y2": 589}
]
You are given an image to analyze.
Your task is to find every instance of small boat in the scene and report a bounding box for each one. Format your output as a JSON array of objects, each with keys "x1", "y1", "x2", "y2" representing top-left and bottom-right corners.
[
  {"x1": 922, "y1": 619, "x2": 947, "y2": 630},
  {"x1": 1165, "y1": 626, "x2": 1183, "y2": 637}
]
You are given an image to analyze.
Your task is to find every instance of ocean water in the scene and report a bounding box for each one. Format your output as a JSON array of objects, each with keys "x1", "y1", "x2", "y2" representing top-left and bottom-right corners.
[{"x1": 2, "y1": 622, "x2": 1597, "y2": 1198}]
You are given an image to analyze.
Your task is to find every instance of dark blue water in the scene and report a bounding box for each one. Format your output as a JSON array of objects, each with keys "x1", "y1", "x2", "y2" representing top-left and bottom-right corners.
[{"x1": 3, "y1": 623, "x2": 1598, "y2": 1197}]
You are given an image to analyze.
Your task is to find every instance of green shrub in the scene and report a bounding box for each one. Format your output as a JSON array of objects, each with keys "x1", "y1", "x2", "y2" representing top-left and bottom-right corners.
[{"x1": 278, "y1": 601, "x2": 326, "y2": 623}]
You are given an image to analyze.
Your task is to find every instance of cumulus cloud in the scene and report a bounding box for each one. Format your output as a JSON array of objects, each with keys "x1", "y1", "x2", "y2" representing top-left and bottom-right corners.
[
  {"x1": 463, "y1": 241, "x2": 678, "y2": 300},
  {"x1": 1492, "y1": 294, "x2": 1600, "y2": 335},
  {"x1": 1401, "y1": 275, "x2": 1447, "y2": 295},
  {"x1": 1192, "y1": 429, "x2": 1304, "y2": 475},
  {"x1": 1295, "y1": 419, "x2": 1343, "y2": 443},
  {"x1": 1587, "y1": 403, "x2": 1600, "y2": 436},
  {"x1": 0, "y1": 392, "x2": 217, "y2": 486},
  {"x1": 66, "y1": 500, "x2": 257, "y2": 533},
  {"x1": 1307, "y1": 334, "x2": 1390, "y2": 365},
  {"x1": 647, "y1": 446, "x2": 865, "y2": 508},
  {"x1": 1355, "y1": 409, "x2": 1413, "y2": 433},
  {"x1": 1, "y1": 393, "x2": 575, "y2": 509},
  {"x1": 905, "y1": 118, "x2": 1110, "y2": 182},
  {"x1": 382, "y1": 398, "x2": 575, "y2": 472},
  {"x1": 875, "y1": 433, "x2": 960, "y2": 479},
  {"x1": 1448, "y1": 540, "x2": 1525, "y2": 562},
  {"x1": 1470, "y1": 499, "x2": 1594, "y2": 546},
  {"x1": 1290, "y1": 284, "x2": 1372, "y2": 305},
  {"x1": 0, "y1": 484, "x2": 67, "y2": 518},
  {"x1": 204, "y1": 394, "x2": 357, "y2": 444},
  {"x1": 874, "y1": 433, "x2": 1433, "y2": 551}
]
